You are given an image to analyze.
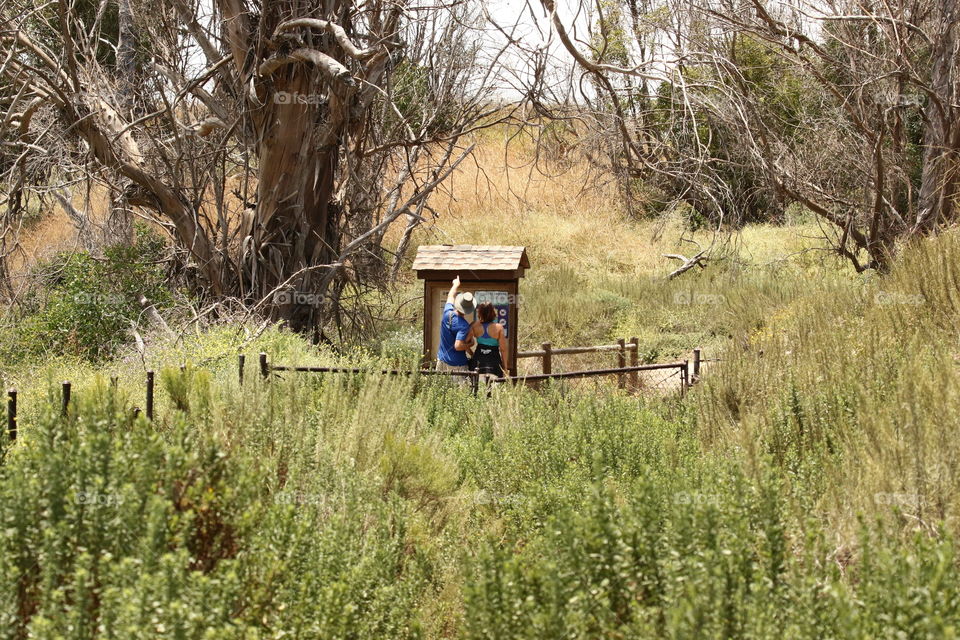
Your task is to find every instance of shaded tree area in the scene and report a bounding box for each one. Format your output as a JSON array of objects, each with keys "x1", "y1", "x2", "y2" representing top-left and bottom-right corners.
[
  {"x1": 0, "y1": 0, "x2": 510, "y2": 335},
  {"x1": 530, "y1": 0, "x2": 957, "y2": 270}
]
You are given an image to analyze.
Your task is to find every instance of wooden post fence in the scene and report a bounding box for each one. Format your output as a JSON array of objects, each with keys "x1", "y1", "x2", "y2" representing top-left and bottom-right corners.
[
  {"x1": 146, "y1": 371, "x2": 155, "y2": 420},
  {"x1": 61, "y1": 381, "x2": 71, "y2": 416},
  {"x1": 520, "y1": 340, "x2": 650, "y2": 389},
  {"x1": 7, "y1": 389, "x2": 16, "y2": 441},
  {"x1": 0, "y1": 347, "x2": 700, "y2": 438},
  {"x1": 617, "y1": 338, "x2": 626, "y2": 390},
  {"x1": 541, "y1": 342, "x2": 552, "y2": 375},
  {"x1": 501, "y1": 362, "x2": 686, "y2": 385}
]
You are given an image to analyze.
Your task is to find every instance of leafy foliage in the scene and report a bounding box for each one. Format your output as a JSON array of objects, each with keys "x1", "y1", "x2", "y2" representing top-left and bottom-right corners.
[{"x1": 10, "y1": 224, "x2": 172, "y2": 361}]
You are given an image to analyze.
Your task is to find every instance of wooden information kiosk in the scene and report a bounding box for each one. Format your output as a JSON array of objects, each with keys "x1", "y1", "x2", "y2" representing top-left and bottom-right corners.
[{"x1": 413, "y1": 245, "x2": 529, "y2": 376}]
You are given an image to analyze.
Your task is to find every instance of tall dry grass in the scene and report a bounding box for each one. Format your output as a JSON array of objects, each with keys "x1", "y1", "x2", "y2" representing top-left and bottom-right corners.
[
  {"x1": 695, "y1": 229, "x2": 960, "y2": 541},
  {"x1": 384, "y1": 134, "x2": 844, "y2": 373}
]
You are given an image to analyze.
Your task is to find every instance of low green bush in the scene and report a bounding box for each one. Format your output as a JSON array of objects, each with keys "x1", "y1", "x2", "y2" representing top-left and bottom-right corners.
[
  {"x1": 0, "y1": 380, "x2": 427, "y2": 639},
  {"x1": 9, "y1": 224, "x2": 172, "y2": 361},
  {"x1": 2, "y1": 224, "x2": 960, "y2": 638},
  {"x1": 463, "y1": 477, "x2": 960, "y2": 639},
  {"x1": 2, "y1": 346, "x2": 959, "y2": 637}
]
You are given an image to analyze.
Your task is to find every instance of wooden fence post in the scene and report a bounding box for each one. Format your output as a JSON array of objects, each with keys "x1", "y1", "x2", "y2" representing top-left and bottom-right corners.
[
  {"x1": 7, "y1": 389, "x2": 16, "y2": 442},
  {"x1": 541, "y1": 342, "x2": 552, "y2": 375},
  {"x1": 238, "y1": 354, "x2": 246, "y2": 386},
  {"x1": 692, "y1": 347, "x2": 701, "y2": 382},
  {"x1": 259, "y1": 352, "x2": 269, "y2": 379},
  {"x1": 617, "y1": 338, "x2": 626, "y2": 390},
  {"x1": 680, "y1": 361, "x2": 689, "y2": 395},
  {"x1": 629, "y1": 337, "x2": 639, "y2": 391},
  {"x1": 146, "y1": 371, "x2": 154, "y2": 420},
  {"x1": 61, "y1": 381, "x2": 71, "y2": 416}
]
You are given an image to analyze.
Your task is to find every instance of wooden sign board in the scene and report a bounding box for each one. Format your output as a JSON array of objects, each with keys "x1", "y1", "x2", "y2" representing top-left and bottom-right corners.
[{"x1": 423, "y1": 280, "x2": 519, "y2": 376}]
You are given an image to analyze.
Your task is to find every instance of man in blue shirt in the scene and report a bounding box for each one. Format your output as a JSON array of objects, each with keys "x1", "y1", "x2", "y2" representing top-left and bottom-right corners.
[{"x1": 437, "y1": 276, "x2": 475, "y2": 382}]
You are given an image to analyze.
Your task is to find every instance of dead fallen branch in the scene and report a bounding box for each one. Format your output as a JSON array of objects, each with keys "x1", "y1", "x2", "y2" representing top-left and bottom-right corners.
[{"x1": 663, "y1": 251, "x2": 708, "y2": 279}]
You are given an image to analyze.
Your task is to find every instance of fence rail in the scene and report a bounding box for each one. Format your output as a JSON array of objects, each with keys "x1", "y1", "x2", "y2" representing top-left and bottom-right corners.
[
  {"x1": 263, "y1": 358, "x2": 688, "y2": 385},
  {"x1": 262, "y1": 346, "x2": 695, "y2": 396},
  {"x1": 268, "y1": 365, "x2": 475, "y2": 377},
  {"x1": 515, "y1": 338, "x2": 707, "y2": 392},
  {"x1": 3, "y1": 346, "x2": 710, "y2": 443},
  {"x1": 517, "y1": 338, "x2": 644, "y2": 388},
  {"x1": 517, "y1": 342, "x2": 633, "y2": 357},
  {"x1": 501, "y1": 362, "x2": 687, "y2": 383}
]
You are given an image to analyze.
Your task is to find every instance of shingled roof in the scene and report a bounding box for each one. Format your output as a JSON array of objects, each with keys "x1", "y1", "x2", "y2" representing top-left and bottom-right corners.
[{"x1": 412, "y1": 245, "x2": 529, "y2": 275}]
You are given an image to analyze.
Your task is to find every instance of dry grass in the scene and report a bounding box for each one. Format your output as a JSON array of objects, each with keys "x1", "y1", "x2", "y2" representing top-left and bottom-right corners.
[
  {"x1": 392, "y1": 135, "x2": 830, "y2": 278},
  {"x1": 6, "y1": 186, "x2": 113, "y2": 279},
  {"x1": 12, "y1": 133, "x2": 826, "y2": 285},
  {"x1": 6, "y1": 176, "x2": 250, "y2": 286},
  {"x1": 382, "y1": 134, "x2": 843, "y2": 374},
  {"x1": 14, "y1": 208, "x2": 82, "y2": 270}
]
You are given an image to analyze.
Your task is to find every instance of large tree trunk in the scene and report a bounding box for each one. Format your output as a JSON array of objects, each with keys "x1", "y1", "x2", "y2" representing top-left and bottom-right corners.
[
  {"x1": 250, "y1": 80, "x2": 342, "y2": 329},
  {"x1": 233, "y1": 5, "x2": 379, "y2": 329},
  {"x1": 916, "y1": 2, "x2": 960, "y2": 234}
]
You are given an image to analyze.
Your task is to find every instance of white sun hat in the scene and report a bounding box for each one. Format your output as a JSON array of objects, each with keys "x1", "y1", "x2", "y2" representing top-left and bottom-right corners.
[{"x1": 454, "y1": 291, "x2": 476, "y2": 315}]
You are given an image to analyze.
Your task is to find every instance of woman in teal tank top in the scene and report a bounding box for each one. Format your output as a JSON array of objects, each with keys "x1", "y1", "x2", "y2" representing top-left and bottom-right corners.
[{"x1": 468, "y1": 302, "x2": 509, "y2": 378}]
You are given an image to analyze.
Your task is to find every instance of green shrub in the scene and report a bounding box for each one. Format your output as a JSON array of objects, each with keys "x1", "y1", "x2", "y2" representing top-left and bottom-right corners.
[
  {"x1": 3, "y1": 226, "x2": 960, "y2": 638},
  {"x1": 463, "y1": 476, "x2": 960, "y2": 639},
  {"x1": 10, "y1": 224, "x2": 172, "y2": 361},
  {"x1": 0, "y1": 379, "x2": 428, "y2": 639}
]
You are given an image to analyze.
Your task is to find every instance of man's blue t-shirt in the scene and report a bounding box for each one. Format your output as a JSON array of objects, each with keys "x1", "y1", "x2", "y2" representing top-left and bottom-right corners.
[{"x1": 438, "y1": 302, "x2": 470, "y2": 366}]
